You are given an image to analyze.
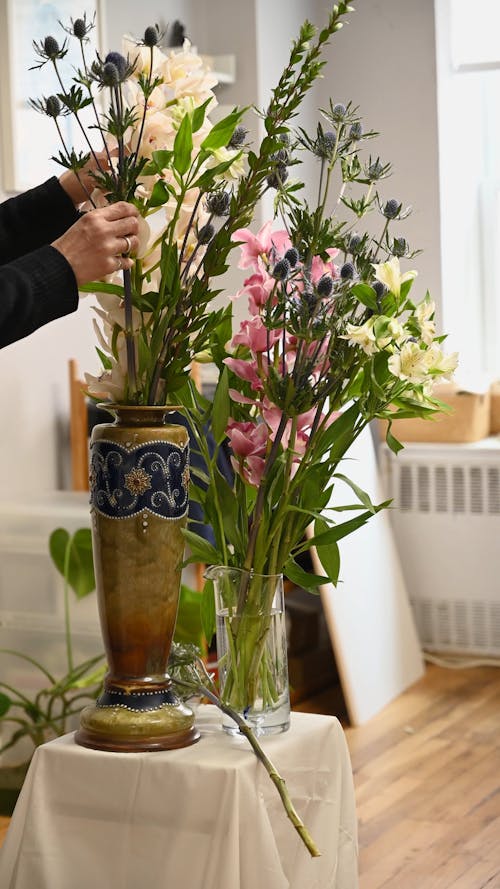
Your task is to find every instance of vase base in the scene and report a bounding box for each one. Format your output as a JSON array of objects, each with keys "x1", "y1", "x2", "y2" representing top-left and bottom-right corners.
[
  {"x1": 75, "y1": 701, "x2": 200, "y2": 752},
  {"x1": 221, "y1": 702, "x2": 291, "y2": 737}
]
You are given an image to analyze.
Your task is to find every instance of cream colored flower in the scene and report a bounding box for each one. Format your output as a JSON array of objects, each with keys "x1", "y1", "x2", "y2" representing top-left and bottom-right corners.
[
  {"x1": 374, "y1": 316, "x2": 406, "y2": 348},
  {"x1": 388, "y1": 341, "x2": 431, "y2": 384},
  {"x1": 205, "y1": 147, "x2": 246, "y2": 182},
  {"x1": 373, "y1": 257, "x2": 417, "y2": 298},
  {"x1": 161, "y1": 43, "x2": 218, "y2": 105},
  {"x1": 122, "y1": 36, "x2": 166, "y2": 78},
  {"x1": 342, "y1": 317, "x2": 378, "y2": 355},
  {"x1": 415, "y1": 296, "x2": 436, "y2": 345},
  {"x1": 131, "y1": 110, "x2": 176, "y2": 158},
  {"x1": 424, "y1": 344, "x2": 459, "y2": 380}
]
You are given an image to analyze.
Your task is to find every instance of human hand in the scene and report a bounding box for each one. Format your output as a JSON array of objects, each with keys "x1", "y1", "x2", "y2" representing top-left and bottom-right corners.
[
  {"x1": 59, "y1": 150, "x2": 111, "y2": 206},
  {"x1": 51, "y1": 202, "x2": 140, "y2": 286}
]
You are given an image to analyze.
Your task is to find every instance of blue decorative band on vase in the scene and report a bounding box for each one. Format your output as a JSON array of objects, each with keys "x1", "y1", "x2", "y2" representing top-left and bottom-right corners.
[
  {"x1": 97, "y1": 687, "x2": 179, "y2": 712},
  {"x1": 90, "y1": 438, "x2": 189, "y2": 520}
]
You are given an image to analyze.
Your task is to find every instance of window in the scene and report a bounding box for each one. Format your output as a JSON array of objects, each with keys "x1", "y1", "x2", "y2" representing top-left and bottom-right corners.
[{"x1": 435, "y1": 0, "x2": 500, "y2": 380}]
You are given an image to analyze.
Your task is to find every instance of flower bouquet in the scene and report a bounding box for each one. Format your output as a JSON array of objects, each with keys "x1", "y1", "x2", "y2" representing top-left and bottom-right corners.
[{"x1": 182, "y1": 108, "x2": 458, "y2": 728}]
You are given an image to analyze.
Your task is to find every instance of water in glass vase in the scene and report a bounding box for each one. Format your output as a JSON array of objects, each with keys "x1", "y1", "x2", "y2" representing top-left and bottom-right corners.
[{"x1": 209, "y1": 566, "x2": 291, "y2": 736}]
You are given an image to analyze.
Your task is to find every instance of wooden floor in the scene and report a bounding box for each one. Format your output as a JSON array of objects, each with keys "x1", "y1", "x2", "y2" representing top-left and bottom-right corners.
[
  {"x1": 2, "y1": 664, "x2": 500, "y2": 888},
  {"x1": 297, "y1": 662, "x2": 500, "y2": 888}
]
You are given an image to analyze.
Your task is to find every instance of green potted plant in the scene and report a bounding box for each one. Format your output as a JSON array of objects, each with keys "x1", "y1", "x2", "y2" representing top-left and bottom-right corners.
[{"x1": 0, "y1": 528, "x2": 104, "y2": 814}]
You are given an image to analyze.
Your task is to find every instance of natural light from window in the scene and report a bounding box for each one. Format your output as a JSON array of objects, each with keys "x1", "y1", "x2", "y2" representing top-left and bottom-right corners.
[{"x1": 436, "y1": 0, "x2": 500, "y2": 384}]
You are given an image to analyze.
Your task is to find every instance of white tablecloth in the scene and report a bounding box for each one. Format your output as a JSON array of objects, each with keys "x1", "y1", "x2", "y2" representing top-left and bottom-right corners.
[{"x1": 0, "y1": 706, "x2": 358, "y2": 889}]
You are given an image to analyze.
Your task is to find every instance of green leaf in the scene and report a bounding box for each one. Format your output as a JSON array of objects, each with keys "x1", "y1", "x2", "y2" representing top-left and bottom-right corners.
[
  {"x1": 151, "y1": 149, "x2": 174, "y2": 171},
  {"x1": 0, "y1": 692, "x2": 11, "y2": 717},
  {"x1": 182, "y1": 529, "x2": 220, "y2": 565},
  {"x1": 96, "y1": 347, "x2": 112, "y2": 370},
  {"x1": 315, "y1": 403, "x2": 360, "y2": 460},
  {"x1": 211, "y1": 367, "x2": 230, "y2": 443},
  {"x1": 49, "y1": 528, "x2": 96, "y2": 600},
  {"x1": 386, "y1": 422, "x2": 404, "y2": 454},
  {"x1": 201, "y1": 578, "x2": 216, "y2": 644},
  {"x1": 192, "y1": 98, "x2": 212, "y2": 133},
  {"x1": 79, "y1": 282, "x2": 124, "y2": 296},
  {"x1": 200, "y1": 110, "x2": 243, "y2": 151},
  {"x1": 174, "y1": 585, "x2": 204, "y2": 646},
  {"x1": 173, "y1": 113, "x2": 193, "y2": 175},
  {"x1": 147, "y1": 179, "x2": 170, "y2": 209},
  {"x1": 284, "y1": 558, "x2": 328, "y2": 589},
  {"x1": 351, "y1": 283, "x2": 379, "y2": 311},
  {"x1": 313, "y1": 518, "x2": 341, "y2": 585},
  {"x1": 334, "y1": 473, "x2": 377, "y2": 513}
]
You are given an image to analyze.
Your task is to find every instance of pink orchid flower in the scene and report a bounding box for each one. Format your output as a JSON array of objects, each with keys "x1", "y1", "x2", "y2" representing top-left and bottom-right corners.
[
  {"x1": 232, "y1": 316, "x2": 281, "y2": 353},
  {"x1": 226, "y1": 419, "x2": 268, "y2": 459},
  {"x1": 232, "y1": 222, "x2": 291, "y2": 270},
  {"x1": 223, "y1": 356, "x2": 264, "y2": 390}
]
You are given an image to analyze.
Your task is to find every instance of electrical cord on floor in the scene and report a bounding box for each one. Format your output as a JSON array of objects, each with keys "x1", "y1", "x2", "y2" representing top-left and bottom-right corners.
[{"x1": 423, "y1": 650, "x2": 500, "y2": 669}]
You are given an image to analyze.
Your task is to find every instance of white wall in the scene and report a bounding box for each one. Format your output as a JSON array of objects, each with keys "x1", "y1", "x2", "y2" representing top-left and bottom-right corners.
[
  {"x1": 0, "y1": 0, "x2": 441, "y2": 496},
  {"x1": 316, "y1": 0, "x2": 441, "y2": 315}
]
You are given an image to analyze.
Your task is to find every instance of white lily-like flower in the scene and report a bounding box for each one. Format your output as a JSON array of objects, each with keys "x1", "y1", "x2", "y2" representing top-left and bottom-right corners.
[
  {"x1": 415, "y1": 295, "x2": 436, "y2": 345},
  {"x1": 205, "y1": 147, "x2": 246, "y2": 182},
  {"x1": 373, "y1": 256, "x2": 417, "y2": 298},
  {"x1": 373, "y1": 316, "x2": 406, "y2": 348},
  {"x1": 388, "y1": 341, "x2": 432, "y2": 384},
  {"x1": 341, "y1": 317, "x2": 378, "y2": 355},
  {"x1": 424, "y1": 344, "x2": 459, "y2": 380}
]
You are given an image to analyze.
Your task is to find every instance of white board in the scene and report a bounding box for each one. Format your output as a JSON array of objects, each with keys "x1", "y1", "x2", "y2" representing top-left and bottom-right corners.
[{"x1": 310, "y1": 426, "x2": 424, "y2": 725}]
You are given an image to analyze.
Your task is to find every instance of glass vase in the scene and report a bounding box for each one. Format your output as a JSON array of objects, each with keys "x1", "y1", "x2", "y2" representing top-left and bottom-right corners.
[{"x1": 209, "y1": 566, "x2": 290, "y2": 736}]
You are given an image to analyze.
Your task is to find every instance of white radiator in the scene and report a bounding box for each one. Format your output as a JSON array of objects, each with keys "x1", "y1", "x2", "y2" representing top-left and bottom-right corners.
[{"x1": 379, "y1": 438, "x2": 500, "y2": 655}]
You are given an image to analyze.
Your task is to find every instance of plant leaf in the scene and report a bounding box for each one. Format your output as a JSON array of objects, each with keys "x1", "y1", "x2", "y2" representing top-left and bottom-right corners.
[{"x1": 49, "y1": 528, "x2": 96, "y2": 599}]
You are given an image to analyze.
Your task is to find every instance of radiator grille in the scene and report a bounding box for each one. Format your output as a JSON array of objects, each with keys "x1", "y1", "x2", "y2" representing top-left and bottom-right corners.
[
  {"x1": 391, "y1": 462, "x2": 500, "y2": 515},
  {"x1": 413, "y1": 598, "x2": 500, "y2": 655}
]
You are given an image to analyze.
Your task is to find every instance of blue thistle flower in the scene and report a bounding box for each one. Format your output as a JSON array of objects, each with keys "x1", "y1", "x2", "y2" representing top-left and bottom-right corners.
[
  {"x1": 273, "y1": 258, "x2": 291, "y2": 280},
  {"x1": 197, "y1": 223, "x2": 215, "y2": 245},
  {"x1": 314, "y1": 131, "x2": 336, "y2": 159},
  {"x1": 383, "y1": 199, "x2": 401, "y2": 219},
  {"x1": 43, "y1": 36, "x2": 60, "y2": 57},
  {"x1": 228, "y1": 126, "x2": 248, "y2": 149},
  {"x1": 392, "y1": 237, "x2": 407, "y2": 257},
  {"x1": 104, "y1": 52, "x2": 128, "y2": 80},
  {"x1": 267, "y1": 163, "x2": 288, "y2": 190},
  {"x1": 331, "y1": 103, "x2": 347, "y2": 120},
  {"x1": 340, "y1": 262, "x2": 355, "y2": 280},
  {"x1": 349, "y1": 122, "x2": 363, "y2": 140},
  {"x1": 45, "y1": 95, "x2": 61, "y2": 118},
  {"x1": 317, "y1": 275, "x2": 334, "y2": 297},
  {"x1": 205, "y1": 191, "x2": 231, "y2": 217},
  {"x1": 144, "y1": 26, "x2": 160, "y2": 47},
  {"x1": 72, "y1": 19, "x2": 87, "y2": 40},
  {"x1": 284, "y1": 247, "x2": 299, "y2": 268},
  {"x1": 102, "y1": 62, "x2": 120, "y2": 87}
]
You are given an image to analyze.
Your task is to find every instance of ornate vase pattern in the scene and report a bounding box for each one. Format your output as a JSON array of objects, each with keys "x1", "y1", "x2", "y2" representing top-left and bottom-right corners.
[{"x1": 76, "y1": 405, "x2": 199, "y2": 752}]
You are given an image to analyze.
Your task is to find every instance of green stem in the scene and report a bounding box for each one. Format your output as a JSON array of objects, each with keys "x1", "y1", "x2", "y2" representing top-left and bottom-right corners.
[
  {"x1": 173, "y1": 677, "x2": 321, "y2": 858},
  {"x1": 63, "y1": 539, "x2": 73, "y2": 674}
]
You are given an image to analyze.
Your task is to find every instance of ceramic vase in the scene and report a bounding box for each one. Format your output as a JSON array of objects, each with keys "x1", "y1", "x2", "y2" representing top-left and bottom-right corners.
[{"x1": 76, "y1": 405, "x2": 199, "y2": 752}]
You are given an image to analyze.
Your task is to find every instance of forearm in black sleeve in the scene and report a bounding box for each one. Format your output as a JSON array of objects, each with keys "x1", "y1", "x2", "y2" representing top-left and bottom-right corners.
[
  {"x1": 0, "y1": 245, "x2": 79, "y2": 349},
  {"x1": 0, "y1": 177, "x2": 80, "y2": 265}
]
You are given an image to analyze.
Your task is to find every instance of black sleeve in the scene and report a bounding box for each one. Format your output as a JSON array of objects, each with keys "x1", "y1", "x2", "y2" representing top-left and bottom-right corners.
[
  {"x1": 0, "y1": 176, "x2": 81, "y2": 347},
  {"x1": 0, "y1": 245, "x2": 79, "y2": 349},
  {"x1": 0, "y1": 176, "x2": 80, "y2": 264}
]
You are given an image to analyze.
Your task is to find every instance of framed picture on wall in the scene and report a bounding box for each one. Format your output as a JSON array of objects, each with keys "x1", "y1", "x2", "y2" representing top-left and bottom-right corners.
[{"x1": 0, "y1": 0, "x2": 104, "y2": 194}]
